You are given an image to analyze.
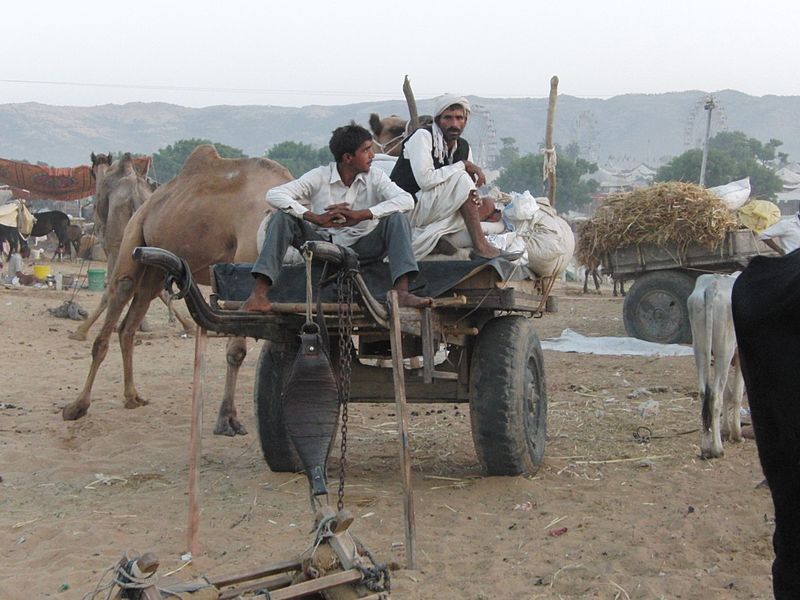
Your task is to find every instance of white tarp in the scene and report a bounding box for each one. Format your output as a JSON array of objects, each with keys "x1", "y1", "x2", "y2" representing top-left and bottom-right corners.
[
  {"x1": 541, "y1": 328, "x2": 694, "y2": 356},
  {"x1": 709, "y1": 177, "x2": 750, "y2": 210}
]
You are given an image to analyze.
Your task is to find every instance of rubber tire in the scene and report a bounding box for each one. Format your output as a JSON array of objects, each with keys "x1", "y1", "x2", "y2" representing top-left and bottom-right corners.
[
  {"x1": 254, "y1": 341, "x2": 302, "y2": 473},
  {"x1": 469, "y1": 315, "x2": 548, "y2": 476},
  {"x1": 622, "y1": 270, "x2": 696, "y2": 344}
]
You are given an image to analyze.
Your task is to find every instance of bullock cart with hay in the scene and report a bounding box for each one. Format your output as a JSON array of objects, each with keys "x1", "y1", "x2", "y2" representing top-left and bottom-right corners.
[{"x1": 578, "y1": 182, "x2": 774, "y2": 344}]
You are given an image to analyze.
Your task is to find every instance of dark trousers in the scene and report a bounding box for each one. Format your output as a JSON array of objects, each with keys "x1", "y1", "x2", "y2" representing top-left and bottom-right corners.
[{"x1": 251, "y1": 211, "x2": 419, "y2": 286}]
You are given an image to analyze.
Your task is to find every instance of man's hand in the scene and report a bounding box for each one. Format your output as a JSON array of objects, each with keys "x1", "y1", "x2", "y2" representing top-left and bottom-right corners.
[
  {"x1": 323, "y1": 203, "x2": 372, "y2": 227},
  {"x1": 463, "y1": 160, "x2": 486, "y2": 188}
]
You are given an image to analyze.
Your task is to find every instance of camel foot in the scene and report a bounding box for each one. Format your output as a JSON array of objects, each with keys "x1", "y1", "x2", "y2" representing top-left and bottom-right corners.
[
  {"x1": 63, "y1": 402, "x2": 89, "y2": 421},
  {"x1": 69, "y1": 331, "x2": 88, "y2": 341},
  {"x1": 395, "y1": 291, "x2": 433, "y2": 309},
  {"x1": 214, "y1": 415, "x2": 248, "y2": 436},
  {"x1": 124, "y1": 396, "x2": 149, "y2": 409}
]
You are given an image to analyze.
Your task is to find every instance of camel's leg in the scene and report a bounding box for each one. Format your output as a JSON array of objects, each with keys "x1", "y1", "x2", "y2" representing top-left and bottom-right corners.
[
  {"x1": 157, "y1": 290, "x2": 196, "y2": 336},
  {"x1": 118, "y1": 272, "x2": 163, "y2": 409},
  {"x1": 215, "y1": 336, "x2": 248, "y2": 436},
  {"x1": 63, "y1": 276, "x2": 137, "y2": 420}
]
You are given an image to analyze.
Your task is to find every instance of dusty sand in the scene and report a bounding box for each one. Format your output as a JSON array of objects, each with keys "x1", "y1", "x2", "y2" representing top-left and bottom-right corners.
[{"x1": 0, "y1": 258, "x2": 774, "y2": 599}]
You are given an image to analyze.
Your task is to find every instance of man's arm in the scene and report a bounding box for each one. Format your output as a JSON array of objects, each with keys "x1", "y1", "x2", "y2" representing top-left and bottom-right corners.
[
  {"x1": 266, "y1": 167, "x2": 324, "y2": 218},
  {"x1": 405, "y1": 130, "x2": 470, "y2": 192},
  {"x1": 762, "y1": 238, "x2": 785, "y2": 255},
  {"x1": 368, "y1": 170, "x2": 414, "y2": 217}
]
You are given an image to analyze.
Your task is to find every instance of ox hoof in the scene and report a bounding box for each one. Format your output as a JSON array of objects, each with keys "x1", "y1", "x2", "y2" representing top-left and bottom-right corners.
[
  {"x1": 62, "y1": 403, "x2": 89, "y2": 421},
  {"x1": 68, "y1": 332, "x2": 88, "y2": 341},
  {"x1": 214, "y1": 417, "x2": 248, "y2": 437},
  {"x1": 700, "y1": 449, "x2": 724, "y2": 460}
]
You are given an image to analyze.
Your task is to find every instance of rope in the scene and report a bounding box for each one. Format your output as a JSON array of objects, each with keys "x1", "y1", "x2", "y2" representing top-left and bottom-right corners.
[{"x1": 542, "y1": 146, "x2": 557, "y2": 181}]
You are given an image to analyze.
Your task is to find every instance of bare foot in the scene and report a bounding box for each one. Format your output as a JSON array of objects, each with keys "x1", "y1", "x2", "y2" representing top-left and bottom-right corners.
[
  {"x1": 396, "y1": 291, "x2": 433, "y2": 308},
  {"x1": 240, "y1": 293, "x2": 272, "y2": 313}
]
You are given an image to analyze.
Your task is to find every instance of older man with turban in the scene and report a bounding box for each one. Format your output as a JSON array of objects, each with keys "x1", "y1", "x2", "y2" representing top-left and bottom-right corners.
[{"x1": 390, "y1": 94, "x2": 522, "y2": 261}]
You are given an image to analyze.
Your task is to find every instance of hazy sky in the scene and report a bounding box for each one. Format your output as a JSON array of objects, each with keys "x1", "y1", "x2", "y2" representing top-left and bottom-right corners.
[{"x1": 2, "y1": 0, "x2": 796, "y2": 108}]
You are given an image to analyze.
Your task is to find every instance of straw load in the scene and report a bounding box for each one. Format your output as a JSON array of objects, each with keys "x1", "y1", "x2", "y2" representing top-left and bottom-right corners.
[{"x1": 576, "y1": 182, "x2": 738, "y2": 268}]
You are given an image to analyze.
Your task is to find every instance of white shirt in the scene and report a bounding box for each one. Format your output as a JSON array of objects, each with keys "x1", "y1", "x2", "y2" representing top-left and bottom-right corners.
[
  {"x1": 402, "y1": 129, "x2": 474, "y2": 192},
  {"x1": 759, "y1": 214, "x2": 800, "y2": 253},
  {"x1": 266, "y1": 162, "x2": 413, "y2": 247}
]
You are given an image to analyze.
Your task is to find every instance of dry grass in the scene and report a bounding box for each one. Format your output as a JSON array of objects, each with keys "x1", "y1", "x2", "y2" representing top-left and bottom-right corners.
[{"x1": 576, "y1": 182, "x2": 738, "y2": 267}]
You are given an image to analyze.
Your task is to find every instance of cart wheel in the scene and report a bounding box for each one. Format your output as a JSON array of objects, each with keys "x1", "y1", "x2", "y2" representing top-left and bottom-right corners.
[
  {"x1": 469, "y1": 315, "x2": 547, "y2": 475},
  {"x1": 254, "y1": 341, "x2": 302, "y2": 473},
  {"x1": 623, "y1": 270, "x2": 695, "y2": 344}
]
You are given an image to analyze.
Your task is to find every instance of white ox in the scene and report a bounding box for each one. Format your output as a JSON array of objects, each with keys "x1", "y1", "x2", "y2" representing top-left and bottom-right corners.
[{"x1": 687, "y1": 272, "x2": 744, "y2": 458}]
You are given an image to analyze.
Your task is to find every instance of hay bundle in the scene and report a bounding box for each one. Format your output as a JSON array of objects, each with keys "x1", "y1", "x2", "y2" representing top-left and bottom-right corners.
[{"x1": 576, "y1": 182, "x2": 738, "y2": 267}]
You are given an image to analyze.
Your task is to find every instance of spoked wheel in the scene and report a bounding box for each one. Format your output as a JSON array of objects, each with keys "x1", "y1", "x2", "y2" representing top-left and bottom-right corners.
[{"x1": 469, "y1": 315, "x2": 547, "y2": 475}]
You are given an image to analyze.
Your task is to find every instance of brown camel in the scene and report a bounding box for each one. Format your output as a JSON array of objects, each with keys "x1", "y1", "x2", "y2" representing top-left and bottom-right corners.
[
  {"x1": 368, "y1": 113, "x2": 433, "y2": 157},
  {"x1": 63, "y1": 145, "x2": 293, "y2": 436},
  {"x1": 70, "y1": 153, "x2": 194, "y2": 340}
]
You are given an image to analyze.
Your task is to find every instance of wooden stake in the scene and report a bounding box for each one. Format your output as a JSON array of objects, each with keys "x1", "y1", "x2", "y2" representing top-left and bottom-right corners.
[
  {"x1": 545, "y1": 75, "x2": 559, "y2": 208},
  {"x1": 387, "y1": 290, "x2": 417, "y2": 569},
  {"x1": 188, "y1": 326, "x2": 207, "y2": 557},
  {"x1": 403, "y1": 75, "x2": 420, "y2": 136}
]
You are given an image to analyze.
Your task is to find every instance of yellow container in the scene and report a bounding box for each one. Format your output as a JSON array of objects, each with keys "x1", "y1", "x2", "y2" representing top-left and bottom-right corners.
[{"x1": 32, "y1": 265, "x2": 51, "y2": 280}]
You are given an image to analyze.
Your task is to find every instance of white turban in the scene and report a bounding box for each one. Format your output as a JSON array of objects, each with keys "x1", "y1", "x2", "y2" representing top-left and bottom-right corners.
[
  {"x1": 432, "y1": 95, "x2": 471, "y2": 164},
  {"x1": 434, "y1": 94, "x2": 472, "y2": 118}
]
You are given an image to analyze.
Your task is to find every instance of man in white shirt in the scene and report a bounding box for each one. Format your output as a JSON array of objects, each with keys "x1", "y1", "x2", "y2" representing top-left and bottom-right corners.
[
  {"x1": 759, "y1": 211, "x2": 800, "y2": 255},
  {"x1": 241, "y1": 123, "x2": 432, "y2": 313},
  {"x1": 5, "y1": 245, "x2": 42, "y2": 285},
  {"x1": 390, "y1": 94, "x2": 522, "y2": 261}
]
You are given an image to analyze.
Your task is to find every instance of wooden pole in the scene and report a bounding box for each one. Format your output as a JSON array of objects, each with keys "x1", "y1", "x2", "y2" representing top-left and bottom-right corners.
[
  {"x1": 187, "y1": 326, "x2": 207, "y2": 557},
  {"x1": 387, "y1": 291, "x2": 417, "y2": 569},
  {"x1": 403, "y1": 75, "x2": 420, "y2": 136},
  {"x1": 544, "y1": 75, "x2": 559, "y2": 208}
]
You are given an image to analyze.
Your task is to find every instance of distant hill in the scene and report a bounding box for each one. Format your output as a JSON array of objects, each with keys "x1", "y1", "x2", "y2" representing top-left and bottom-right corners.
[{"x1": 2, "y1": 90, "x2": 799, "y2": 173}]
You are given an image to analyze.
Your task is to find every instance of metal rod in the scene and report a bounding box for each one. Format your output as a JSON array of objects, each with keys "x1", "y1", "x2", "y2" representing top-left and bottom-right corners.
[{"x1": 387, "y1": 290, "x2": 417, "y2": 569}]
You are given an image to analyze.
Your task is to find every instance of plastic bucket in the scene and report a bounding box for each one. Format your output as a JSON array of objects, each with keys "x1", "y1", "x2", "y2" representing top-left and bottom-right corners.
[
  {"x1": 32, "y1": 265, "x2": 51, "y2": 280},
  {"x1": 87, "y1": 268, "x2": 106, "y2": 291}
]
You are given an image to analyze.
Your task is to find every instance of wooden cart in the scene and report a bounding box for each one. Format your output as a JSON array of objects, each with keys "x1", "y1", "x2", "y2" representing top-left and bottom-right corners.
[{"x1": 601, "y1": 229, "x2": 774, "y2": 344}]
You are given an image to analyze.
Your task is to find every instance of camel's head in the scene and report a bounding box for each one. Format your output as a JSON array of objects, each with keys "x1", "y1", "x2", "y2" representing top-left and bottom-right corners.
[
  {"x1": 368, "y1": 113, "x2": 435, "y2": 157},
  {"x1": 90, "y1": 152, "x2": 114, "y2": 180}
]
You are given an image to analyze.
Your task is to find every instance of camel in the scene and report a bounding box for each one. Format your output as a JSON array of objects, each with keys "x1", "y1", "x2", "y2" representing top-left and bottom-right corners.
[
  {"x1": 62, "y1": 145, "x2": 293, "y2": 435},
  {"x1": 369, "y1": 113, "x2": 433, "y2": 157},
  {"x1": 70, "y1": 153, "x2": 194, "y2": 341}
]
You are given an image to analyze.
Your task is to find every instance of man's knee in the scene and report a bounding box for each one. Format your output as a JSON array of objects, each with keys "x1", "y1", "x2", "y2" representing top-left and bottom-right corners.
[{"x1": 384, "y1": 212, "x2": 412, "y2": 235}]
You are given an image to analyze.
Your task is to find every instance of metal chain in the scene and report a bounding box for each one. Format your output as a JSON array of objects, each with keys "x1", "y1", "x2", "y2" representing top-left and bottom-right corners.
[{"x1": 336, "y1": 270, "x2": 355, "y2": 511}]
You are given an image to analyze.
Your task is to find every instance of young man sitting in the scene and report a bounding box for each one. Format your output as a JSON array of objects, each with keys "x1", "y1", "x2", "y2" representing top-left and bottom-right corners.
[{"x1": 241, "y1": 123, "x2": 432, "y2": 313}]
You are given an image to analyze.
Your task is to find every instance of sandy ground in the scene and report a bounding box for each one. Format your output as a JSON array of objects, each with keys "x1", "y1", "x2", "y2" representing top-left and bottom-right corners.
[{"x1": 0, "y1": 257, "x2": 775, "y2": 599}]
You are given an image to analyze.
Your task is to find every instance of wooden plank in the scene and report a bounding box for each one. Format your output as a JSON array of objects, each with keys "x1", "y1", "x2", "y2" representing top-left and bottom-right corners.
[
  {"x1": 187, "y1": 327, "x2": 207, "y2": 557},
  {"x1": 209, "y1": 558, "x2": 303, "y2": 587},
  {"x1": 421, "y1": 307, "x2": 434, "y2": 384},
  {"x1": 387, "y1": 290, "x2": 417, "y2": 569},
  {"x1": 269, "y1": 569, "x2": 363, "y2": 600},
  {"x1": 217, "y1": 573, "x2": 295, "y2": 599}
]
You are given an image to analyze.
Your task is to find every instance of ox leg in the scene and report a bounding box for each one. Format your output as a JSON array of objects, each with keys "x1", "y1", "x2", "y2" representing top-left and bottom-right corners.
[
  {"x1": 63, "y1": 277, "x2": 137, "y2": 420},
  {"x1": 592, "y1": 268, "x2": 602, "y2": 293},
  {"x1": 118, "y1": 275, "x2": 163, "y2": 409},
  {"x1": 214, "y1": 336, "x2": 248, "y2": 436},
  {"x1": 723, "y1": 353, "x2": 744, "y2": 443}
]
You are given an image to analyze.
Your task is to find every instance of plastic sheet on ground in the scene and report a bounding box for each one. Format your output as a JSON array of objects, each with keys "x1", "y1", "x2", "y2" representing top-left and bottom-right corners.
[{"x1": 541, "y1": 328, "x2": 693, "y2": 356}]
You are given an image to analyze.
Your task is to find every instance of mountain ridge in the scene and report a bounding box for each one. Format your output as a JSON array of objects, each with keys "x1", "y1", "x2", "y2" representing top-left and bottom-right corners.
[{"x1": 2, "y1": 90, "x2": 799, "y2": 170}]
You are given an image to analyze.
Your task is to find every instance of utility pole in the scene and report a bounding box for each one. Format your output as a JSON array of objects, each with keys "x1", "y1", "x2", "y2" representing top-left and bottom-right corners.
[{"x1": 699, "y1": 95, "x2": 716, "y2": 187}]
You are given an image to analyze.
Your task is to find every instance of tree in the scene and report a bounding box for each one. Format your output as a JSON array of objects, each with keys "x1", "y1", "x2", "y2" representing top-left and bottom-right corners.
[
  {"x1": 496, "y1": 137, "x2": 520, "y2": 170},
  {"x1": 151, "y1": 138, "x2": 247, "y2": 183},
  {"x1": 493, "y1": 153, "x2": 599, "y2": 212},
  {"x1": 655, "y1": 131, "x2": 784, "y2": 199},
  {"x1": 265, "y1": 141, "x2": 332, "y2": 178}
]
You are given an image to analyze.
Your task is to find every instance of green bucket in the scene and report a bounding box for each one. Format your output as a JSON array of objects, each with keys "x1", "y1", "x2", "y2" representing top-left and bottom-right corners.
[{"x1": 87, "y1": 268, "x2": 106, "y2": 291}]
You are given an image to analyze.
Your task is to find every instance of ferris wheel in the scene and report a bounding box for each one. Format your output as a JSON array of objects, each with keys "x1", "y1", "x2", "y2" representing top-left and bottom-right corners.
[
  {"x1": 470, "y1": 104, "x2": 499, "y2": 169},
  {"x1": 684, "y1": 94, "x2": 727, "y2": 149}
]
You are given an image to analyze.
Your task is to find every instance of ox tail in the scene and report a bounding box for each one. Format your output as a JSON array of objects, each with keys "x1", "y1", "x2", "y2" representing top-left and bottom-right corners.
[{"x1": 700, "y1": 281, "x2": 717, "y2": 432}]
